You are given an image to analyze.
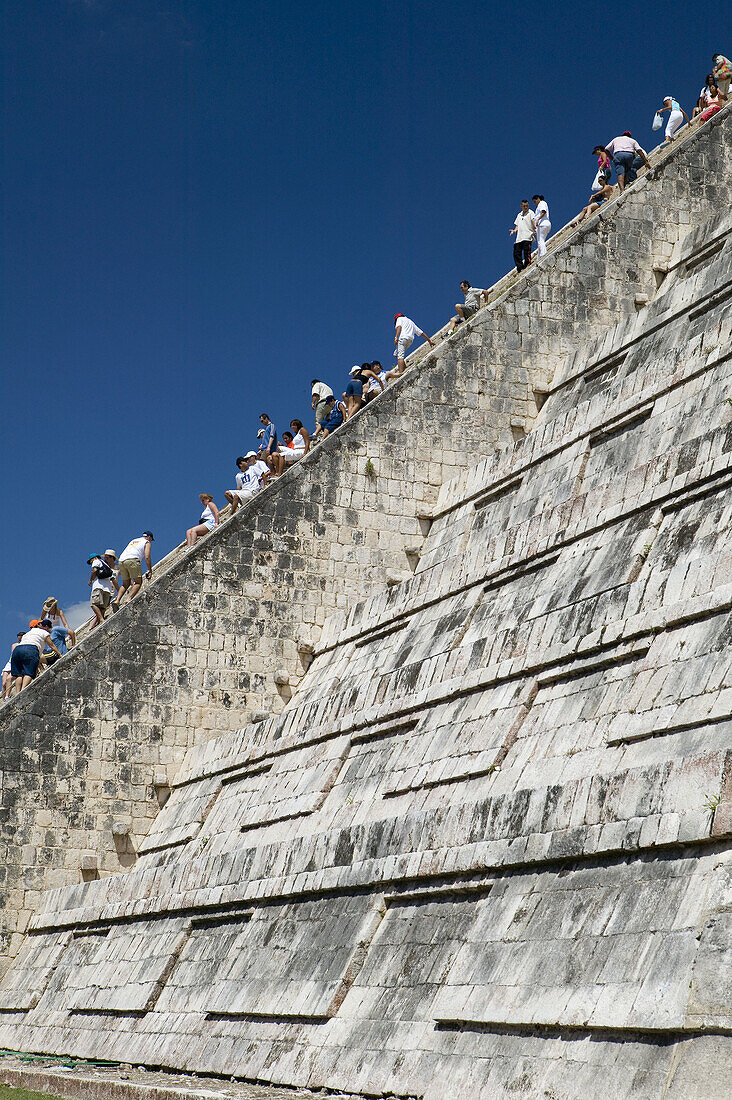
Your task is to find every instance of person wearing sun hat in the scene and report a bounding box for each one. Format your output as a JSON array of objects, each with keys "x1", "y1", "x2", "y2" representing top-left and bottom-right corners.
[
  {"x1": 88, "y1": 549, "x2": 120, "y2": 627},
  {"x1": 10, "y1": 618, "x2": 61, "y2": 694},
  {"x1": 656, "y1": 95, "x2": 690, "y2": 143},
  {"x1": 385, "y1": 313, "x2": 434, "y2": 382},
  {"x1": 40, "y1": 596, "x2": 76, "y2": 661}
]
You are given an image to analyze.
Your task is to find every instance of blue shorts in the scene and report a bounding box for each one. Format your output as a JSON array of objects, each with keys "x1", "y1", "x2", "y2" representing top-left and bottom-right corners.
[
  {"x1": 345, "y1": 380, "x2": 362, "y2": 397},
  {"x1": 322, "y1": 413, "x2": 343, "y2": 432},
  {"x1": 613, "y1": 150, "x2": 636, "y2": 179},
  {"x1": 10, "y1": 645, "x2": 40, "y2": 679}
]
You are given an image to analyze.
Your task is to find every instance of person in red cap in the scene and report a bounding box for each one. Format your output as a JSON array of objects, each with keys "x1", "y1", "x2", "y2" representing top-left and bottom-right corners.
[{"x1": 385, "y1": 314, "x2": 433, "y2": 381}]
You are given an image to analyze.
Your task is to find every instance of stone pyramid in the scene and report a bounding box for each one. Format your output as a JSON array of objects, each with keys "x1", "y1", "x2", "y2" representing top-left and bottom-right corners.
[{"x1": 0, "y1": 108, "x2": 731, "y2": 1098}]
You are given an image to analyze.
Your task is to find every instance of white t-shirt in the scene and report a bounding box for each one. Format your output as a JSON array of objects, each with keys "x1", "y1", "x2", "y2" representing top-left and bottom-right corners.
[
  {"x1": 90, "y1": 557, "x2": 117, "y2": 594},
  {"x1": 252, "y1": 459, "x2": 269, "y2": 481},
  {"x1": 514, "y1": 211, "x2": 535, "y2": 242},
  {"x1": 396, "y1": 316, "x2": 423, "y2": 342},
  {"x1": 19, "y1": 627, "x2": 51, "y2": 654},
  {"x1": 534, "y1": 200, "x2": 550, "y2": 225},
  {"x1": 119, "y1": 537, "x2": 149, "y2": 563},
  {"x1": 312, "y1": 382, "x2": 333, "y2": 403},
  {"x1": 236, "y1": 467, "x2": 260, "y2": 493}
]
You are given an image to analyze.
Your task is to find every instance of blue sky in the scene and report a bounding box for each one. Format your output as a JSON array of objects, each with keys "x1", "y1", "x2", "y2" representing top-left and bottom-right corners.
[{"x1": 0, "y1": 0, "x2": 721, "y2": 638}]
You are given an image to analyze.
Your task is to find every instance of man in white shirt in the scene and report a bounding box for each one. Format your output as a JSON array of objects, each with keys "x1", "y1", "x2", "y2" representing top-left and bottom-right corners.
[
  {"x1": 385, "y1": 314, "x2": 434, "y2": 381},
  {"x1": 311, "y1": 379, "x2": 334, "y2": 433},
  {"x1": 114, "y1": 531, "x2": 154, "y2": 608},
  {"x1": 87, "y1": 550, "x2": 119, "y2": 627},
  {"x1": 604, "y1": 132, "x2": 651, "y2": 191},
  {"x1": 447, "y1": 281, "x2": 489, "y2": 335},
  {"x1": 225, "y1": 453, "x2": 262, "y2": 515},
  {"x1": 510, "y1": 200, "x2": 535, "y2": 272}
]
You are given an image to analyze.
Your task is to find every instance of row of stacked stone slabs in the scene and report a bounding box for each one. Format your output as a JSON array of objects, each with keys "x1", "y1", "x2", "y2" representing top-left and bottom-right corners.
[
  {"x1": 1, "y1": 205, "x2": 731, "y2": 1097},
  {"x1": 2, "y1": 107, "x2": 731, "y2": 984}
]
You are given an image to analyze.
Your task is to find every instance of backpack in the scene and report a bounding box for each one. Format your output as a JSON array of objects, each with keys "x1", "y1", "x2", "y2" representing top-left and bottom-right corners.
[{"x1": 93, "y1": 559, "x2": 114, "y2": 580}]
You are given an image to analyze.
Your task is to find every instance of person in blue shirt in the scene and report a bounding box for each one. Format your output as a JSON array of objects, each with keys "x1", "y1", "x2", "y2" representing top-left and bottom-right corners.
[
  {"x1": 656, "y1": 96, "x2": 690, "y2": 143},
  {"x1": 257, "y1": 412, "x2": 278, "y2": 473}
]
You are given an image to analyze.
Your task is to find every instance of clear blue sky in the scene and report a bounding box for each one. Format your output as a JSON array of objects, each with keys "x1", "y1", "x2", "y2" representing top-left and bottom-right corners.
[{"x1": 0, "y1": 0, "x2": 721, "y2": 637}]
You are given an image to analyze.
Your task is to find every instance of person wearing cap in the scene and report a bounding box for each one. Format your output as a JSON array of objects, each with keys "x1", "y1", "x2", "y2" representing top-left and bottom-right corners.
[
  {"x1": 40, "y1": 597, "x2": 76, "y2": 661},
  {"x1": 88, "y1": 550, "x2": 120, "y2": 627},
  {"x1": 10, "y1": 619, "x2": 61, "y2": 694},
  {"x1": 344, "y1": 363, "x2": 383, "y2": 419},
  {"x1": 385, "y1": 314, "x2": 434, "y2": 382},
  {"x1": 114, "y1": 533, "x2": 153, "y2": 609},
  {"x1": 225, "y1": 454, "x2": 262, "y2": 515},
  {"x1": 604, "y1": 132, "x2": 651, "y2": 191},
  {"x1": 656, "y1": 96, "x2": 690, "y2": 143}
]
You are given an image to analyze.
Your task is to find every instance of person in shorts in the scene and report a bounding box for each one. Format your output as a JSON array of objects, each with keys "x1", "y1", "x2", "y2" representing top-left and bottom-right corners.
[
  {"x1": 88, "y1": 549, "x2": 119, "y2": 627},
  {"x1": 225, "y1": 454, "x2": 262, "y2": 514},
  {"x1": 604, "y1": 132, "x2": 651, "y2": 191},
  {"x1": 311, "y1": 379, "x2": 334, "y2": 433},
  {"x1": 317, "y1": 395, "x2": 345, "y2": 439},
  {"x1": 1, "y1": 632, "x2": 24, "y2": 700},
  {"x1": 10, "y1": 619, "x2": 61, "y2": 694},
  {"x1": 385, "y1": 314, "x2": 434, "y2": 381},
  {"x1": 446, "y1": 282, "x2": 489, "y2": 335},
  {"x1": 40, "y1": 597, "x2": 76, "y2": 664},
  {"x1": 114, "y1": 532, "x2": 153, "y2": 608}
]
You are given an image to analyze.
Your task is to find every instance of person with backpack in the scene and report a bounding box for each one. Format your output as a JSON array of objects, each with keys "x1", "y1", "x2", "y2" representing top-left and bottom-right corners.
[{"x1": 88, "y1": 550, "x2": 119, "y2": 628}]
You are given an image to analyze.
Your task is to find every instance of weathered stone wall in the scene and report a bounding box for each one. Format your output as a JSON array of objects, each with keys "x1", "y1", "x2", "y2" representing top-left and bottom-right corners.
[
  {"x1": 1, "y1": 181, "x2": 730, "y2": 1098},
  {"x1": 0, "y1": 103, "x2": 730, "y2": 1024}
]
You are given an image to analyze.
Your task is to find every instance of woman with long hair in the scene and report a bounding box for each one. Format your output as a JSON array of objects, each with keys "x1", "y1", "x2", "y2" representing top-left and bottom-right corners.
[{"x1": 186, "y1": 493, "x2": 219, "y2": 547}]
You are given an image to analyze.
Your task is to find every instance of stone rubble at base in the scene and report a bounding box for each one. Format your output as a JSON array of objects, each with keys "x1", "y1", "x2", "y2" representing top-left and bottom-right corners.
[{"x1": 0, "y1": 107, "x2": 731, "y2": 1100}]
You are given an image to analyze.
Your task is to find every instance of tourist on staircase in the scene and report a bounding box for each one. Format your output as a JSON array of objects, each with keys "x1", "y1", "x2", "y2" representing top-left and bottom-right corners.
[
  {"x1": 272, "y1": 420, "x2": 310, "y2": 476},
  {"x1": 656, "y1": 96, "x2": 690, "y2": 142},
  {"x1": 88, "y1": 550, "x2": 119, "y2": 627},
  {"x1": 311, "y1": 379, "x2": 334, "y2": 435},
  {"x1": 592, "y1": 146, "x2": 613, "y2": 188},
  {"x1": 113, "y1": 533, "x2": 153, "y2": 608},
  {"x1": 10, "y1": 619, "x2": 61, "y2": 694},
  {"x1": 533, "y1": 196, "x2": 551, "y2": 257},
  {"x1": 186, "y1": 494, "x2": 219, "y2": 547},
  {"x1": 363, "y1": 361, "x2": 387, "y2": 403},
  {"x1": 509, "y1": 200, "x2": 535, "y2": 272},
  {"x1": 40, "y1": 597, "x2": 76, "y2": 663},
  {"x1": 712, "y1": 53, "x2": 731, "y2": 96},
  {"x1": 698, "y1": 82, "x2": 726, "y2": 123},
  {"x1": 385, "y1": 314, "x2": 434, "y2": 381},
  {"x1": 446, "y1": 282, "x2": 489, "y2": 335},
  {"x1": 316, "y1": 395, "x2": 345, "y2": 438},
  {"x1": 225, "y1": 455, "x2": 261, "y2": 515},
  {"x1": 1, "y1": 633, "x2": 24, "y2": 700},
  {"x1": 604, "y1": 131, "x2": 651, "y2": 191},
  {"x1": 571, "y1": 179, "x2": 616, "y2": 226},
  {"x1": 257, "y1": 413, "x2": 279, "y2": 474}
]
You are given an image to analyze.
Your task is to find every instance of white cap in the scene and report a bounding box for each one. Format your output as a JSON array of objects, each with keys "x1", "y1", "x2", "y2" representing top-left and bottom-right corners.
[
  {"x1": 104, "y1": 549, "x2": 117, "y2": 559},
  {"x1": 664, "y1": 95, "x2": 673, "y2": 101},
  {"x1": 349, "y1": 365, "x2": 361, "y2": 376},
  {"x1": 257, "y1": 428, "x2": 265, "y2": 437},
  {"x1": 244, "y1": 451, "x2": 257, "y2": 459}
]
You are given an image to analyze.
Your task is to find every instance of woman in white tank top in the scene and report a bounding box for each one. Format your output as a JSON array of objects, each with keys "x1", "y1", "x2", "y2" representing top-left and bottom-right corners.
[{"x1": 186, "y1": 493, "x2": 220, "y2": 547}]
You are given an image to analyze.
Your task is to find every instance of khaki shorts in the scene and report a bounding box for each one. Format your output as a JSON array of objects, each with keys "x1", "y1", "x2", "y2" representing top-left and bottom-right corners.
[
  {"x1": 396, "y1": 336, "x2": 413, "y2": 360},
  {"x1": 118, "y1": 558, "x2": 142, "y2": 583},
  {"x1": 314, "y1": 398, "x2": 331, "y2": 426},
  {"x1": 90, "y1": 589, "x2": 112, "y2": 609}
]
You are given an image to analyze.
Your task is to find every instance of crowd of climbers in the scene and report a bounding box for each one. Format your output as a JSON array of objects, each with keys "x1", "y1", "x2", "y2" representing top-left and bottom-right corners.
[{"x1": 1, "y1": 54, "x2": 729, "y2": 701}]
